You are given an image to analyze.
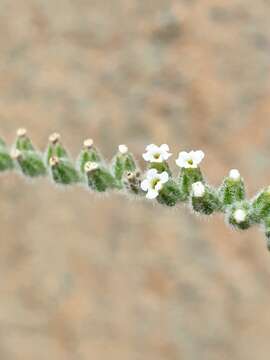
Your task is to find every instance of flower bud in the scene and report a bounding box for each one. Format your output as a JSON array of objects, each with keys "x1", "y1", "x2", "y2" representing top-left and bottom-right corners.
[
  {"x1": 14, "y1": 150, "x2": 47, "y2": 178},
  {"x1": 78, "y1": 139, "x2": 102, "y2": 174},
  {"x1": 218, "y1": 169, "x2": 245, "y2": 207},
  {"x1": 49, "y1": 132, "x2": 61, "y2": 145},
  {"x1": 45, "y1": 133, "x2": 69, "y2": 165},
  {"x1": 157, "y1": 179, "x2": 182, "y2": 207},
  {"x1": 17, "y1": 128, "x2": 27, "y2": 138},
  {"x1": 84, "y1": 161, "x2": 118, "y2": 192},
  {"x1": 192, "y1": 181, "x2": 205, "y2": 197},
  {"x1": 49, "y1": 157, "x2": 80, "y2": 185},
  {"x1": 111, "y1": 145, "x2": 137, "y2": 185},
  {"x1": 15, "y1": 128, "x2": 34, "y2": 151},
  {"x1": 229, "y1": 169, "x2": 241, "y2": 181},
  {"x1": 227, "y1": 201, "x2": 252, "y2": 230},
  {"x1": 191, "y1": 183, "x2": 221, "y2": 215},
  {"x1": 178, "y1": 167, "x2": 204, "y2": 201}
]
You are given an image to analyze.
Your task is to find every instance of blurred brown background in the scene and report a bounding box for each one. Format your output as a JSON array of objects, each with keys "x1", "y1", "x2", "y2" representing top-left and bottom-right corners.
[{"x1": 0, "y1": 0, "x2": 270, "y2": 359}]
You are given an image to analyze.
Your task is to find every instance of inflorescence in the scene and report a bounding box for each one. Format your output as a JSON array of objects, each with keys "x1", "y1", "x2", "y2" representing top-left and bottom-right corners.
[{"x1": 1, "y1": 129, "x2": 270, "y2": 251}]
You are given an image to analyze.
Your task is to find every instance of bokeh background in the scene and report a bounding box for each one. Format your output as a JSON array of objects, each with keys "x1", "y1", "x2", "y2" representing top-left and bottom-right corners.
[{"x1": 0, "y1": 0, "x2": 270, "y2": 359}]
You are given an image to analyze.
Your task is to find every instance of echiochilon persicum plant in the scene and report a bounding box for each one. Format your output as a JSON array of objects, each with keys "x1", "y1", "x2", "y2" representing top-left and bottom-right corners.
[{"x1": 1, "y1": 128, "x2": 270, "y2": 251}]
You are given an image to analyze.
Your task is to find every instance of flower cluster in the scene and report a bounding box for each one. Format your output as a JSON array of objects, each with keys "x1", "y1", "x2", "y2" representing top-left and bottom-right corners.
[{"x1": 141, "y1": 144, "x2": 205, "y2": 200}]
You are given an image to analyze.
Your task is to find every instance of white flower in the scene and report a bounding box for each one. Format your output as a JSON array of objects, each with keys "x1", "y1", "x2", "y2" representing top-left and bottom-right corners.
[
  {"x1": 229, "y1": 169, "x2": 240, "y2": 181},
  {"x1": 118, "y1": 144, "x2": 128, "y2": 154},
  {"x1": 192, "y1": 181, "x2": 205, "y2": 197},
  {"x1": 175, "y1": 150, "x2": 204, "y2": 169},
  {"x1": 142, "y1": 144, "x2": 172, "y2": 163},
  {"x1": 233, "y1": 209, "x2": 247, "y2": 223},
  {"x1": 141, "y1": 169, "x2": 169, "y2": 199}
]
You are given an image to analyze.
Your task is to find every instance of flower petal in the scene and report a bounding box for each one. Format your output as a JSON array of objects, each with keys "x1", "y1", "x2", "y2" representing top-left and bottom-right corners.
[
  {"x1": 193, "y1": 150, "x2": 204, "y2": 164},
  {"x1": 146, "y1": 168, "x2": 158, "y2": 179},
  {"x1": 160, "y1": 144, "x2": 169, "y2": 152},
  {"x1": 175, "y1": 154, "x2": 188, "y2": 168},
  {"x1": 142, "y1": 152, "x2": 151, "y2": 161},
  {"x1": 146, "y1": 189, "x2": 159, "y2": 199},
  {"x1": 146, "y1": 144, "x2": 158, "y2": 152},
  {"x1": 141, "y1": 179, "x2": 149, "y2": 192}
]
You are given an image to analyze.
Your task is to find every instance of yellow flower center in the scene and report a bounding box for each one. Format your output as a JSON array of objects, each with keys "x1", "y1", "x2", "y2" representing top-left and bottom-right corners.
[{"x1": 151, "y1": 178, "x2": 160, "y2": 188}]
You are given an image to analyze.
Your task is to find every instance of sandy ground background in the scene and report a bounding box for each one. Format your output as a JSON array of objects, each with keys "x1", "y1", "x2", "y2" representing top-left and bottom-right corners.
[{"x1": 0, "y1": 0, "x2": 270, "y2": 359}]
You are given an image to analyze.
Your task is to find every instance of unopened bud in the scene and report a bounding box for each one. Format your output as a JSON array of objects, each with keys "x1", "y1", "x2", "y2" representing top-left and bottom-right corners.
[
  {"x1": 192, "y1": 181, "x2": 205, "y2": 198},
  {"x1": 84, "y1": 161, "x2": 99, "y2": 173},
  {"x1": 49, "y1": 133, "x2": 61, "y2": 144},
  {"x1": 233, "y1": 209, "x2": 247, "y2": 224},
  {"x1": 49, "y1": 156, "x2": 59, "y2": 167},
  {"x1": 126, "y1": 171, "x2": 135, "y2": 180},
  {"x1": 118, "y1": 144, "x2": 128, "y2": 154},
  {"x1": 17, "y1": 128, "x2": 27, "y2": 137},
  {"x1": 83, "y1": 138, "x2": 94, "y2": 149},
  {"x1": 229, "y1": 169, "x2": 240, "y2": 181}
]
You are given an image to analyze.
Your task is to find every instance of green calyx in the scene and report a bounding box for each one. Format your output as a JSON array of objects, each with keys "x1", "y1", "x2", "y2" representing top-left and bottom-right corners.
[
  {"x1": 191, "y1": 185, "x2": 222, "y2": 215},
  {"x1": 219, "y1": 176, "x2": 245, "y2": 207},
  {"x1": 227, "y1": 201, "x2": 252, "y2": 230},
  {"x1": 0, "y1": 139, "x2": 14, "y2": 171},
  {"x1": 149, "y1": 161, "x2": 171, "y2": 176},
  {"x1": 78, "y1": 139, "x2": 103, "y2": 173},
  {"x1": 14, "y1": 151, "x2": 47, "y2": 178},
  {"x1": 251, "y1": 187, "x2": 270, "y2": 223},
  {"x1": 157, "y1": 179, "x2": 182, "y2": 207},
  {"x1": 178, "y1": 167, "x2": 203, "y2": 201},
  {"x1": 49, "y1": 157, "x2": 80, "y2": 185},
  {"x1": 112, "y1": 146, "x2": 137, "y2": 185},
  {"x1": 84, "y1": 162, "x2": 119, "y2": 192},
  {"x1": 15, "y1": 129, "x2": 35, "y2": 152},
  {"x1": 45, "y1": 133, "x2": 69, "y2": 165},
  {"x1": 13, "y1": 130, "x2": 46, "y2": 177}
]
